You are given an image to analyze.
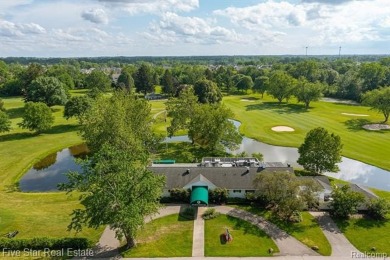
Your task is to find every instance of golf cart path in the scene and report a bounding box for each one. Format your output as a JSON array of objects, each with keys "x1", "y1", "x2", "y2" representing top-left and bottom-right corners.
[{"x1": 310, "y1": 211, "x2": 360, "y2": 257}]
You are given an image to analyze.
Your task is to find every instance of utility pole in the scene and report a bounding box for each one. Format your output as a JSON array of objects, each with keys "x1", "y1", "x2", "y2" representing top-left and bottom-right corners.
[
  {"x1": 339, "y1": 46, "x2": 341, "y2": 57},
  {"x1": 305, "y1": 46, "x2": 308, "y2": 56}
]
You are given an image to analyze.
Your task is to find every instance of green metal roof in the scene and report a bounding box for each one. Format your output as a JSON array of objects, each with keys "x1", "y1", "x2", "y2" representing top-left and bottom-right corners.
[
  {"x1": 153, "y1": 159, "x2": 175, "y2": 164},
  {"x1": 190, "y1": 186, "x2": 208, "y2": 206}
]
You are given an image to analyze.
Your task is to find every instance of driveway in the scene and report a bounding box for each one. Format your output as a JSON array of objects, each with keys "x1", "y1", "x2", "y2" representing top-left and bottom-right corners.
[{"x1": 310, "y1": 211, "x2": 360, "y2": 257}]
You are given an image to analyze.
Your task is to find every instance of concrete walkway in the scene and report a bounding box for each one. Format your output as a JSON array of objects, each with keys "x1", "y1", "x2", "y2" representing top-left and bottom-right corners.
[
  {"x1": 91, "y1": 226, "x2": 121, "y2": 259},
  {"x1": 192, "y1": 207, "x2": 206, "y2": 257},
  {"x1": 310, "y1": 212, "x2": 360, "y2": 257},
  {"x1": 214, "y1": 206, "x2": 319, "y2": 256}
]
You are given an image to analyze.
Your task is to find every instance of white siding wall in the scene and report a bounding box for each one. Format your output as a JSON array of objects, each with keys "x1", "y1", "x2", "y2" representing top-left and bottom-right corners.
[
  {"x1": 228, "y1": 189, "x2": 246, "y2": 198},
  {"x1": 162, "y1": 189, "x2": 170, "y2": 197}
]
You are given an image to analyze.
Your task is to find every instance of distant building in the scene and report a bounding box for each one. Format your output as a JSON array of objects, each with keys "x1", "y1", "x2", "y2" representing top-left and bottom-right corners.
[
  {"x1": 150, "y1": 157, "x2": 293, "y2": 206},
  {"x1": 150, "y1": 157, "x2": 378, "y2": 209}
]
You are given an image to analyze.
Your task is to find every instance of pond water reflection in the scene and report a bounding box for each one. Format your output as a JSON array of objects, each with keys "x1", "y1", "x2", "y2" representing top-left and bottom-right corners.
[
  {"x1": 19, "y1": 144, "x2": 88, "y2": 192},
  {"x1": 19, "y1": 122, "x2": 390, "y2": 192}
]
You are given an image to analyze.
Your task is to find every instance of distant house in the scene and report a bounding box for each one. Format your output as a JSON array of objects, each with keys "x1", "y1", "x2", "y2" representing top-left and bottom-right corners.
[
  {"x1": 298, "y1": 176, "x2": 378, "y2": 210},
  {"x1": 150, "y1": 157, "x2": 293, "y2": 206},
  {"x1": 145, "y1": 93, "x2": 166, "y2": 100}
]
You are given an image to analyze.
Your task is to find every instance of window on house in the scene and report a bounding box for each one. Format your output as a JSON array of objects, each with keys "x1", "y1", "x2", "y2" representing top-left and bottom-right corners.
[
  {"x1": 245, "y1": 190, "x2": 255, "y2": 193},
  {"x1": 233, "y1": 190, "x2": 241, "y2": 193}
]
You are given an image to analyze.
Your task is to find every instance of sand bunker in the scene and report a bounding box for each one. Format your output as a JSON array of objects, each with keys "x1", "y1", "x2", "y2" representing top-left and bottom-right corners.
[
  {"x1": 363, "y1": 124, "x2": 390, "y2": 131},
  {"x1": 341, "y1": 113, "x2": 369, "y2": 117},
  {"x1": 272, "y1": 126, "x2": 295, "y2": 132},
  {"x1": 241, "y1": 99, "x2": 255, "y2": 102}
]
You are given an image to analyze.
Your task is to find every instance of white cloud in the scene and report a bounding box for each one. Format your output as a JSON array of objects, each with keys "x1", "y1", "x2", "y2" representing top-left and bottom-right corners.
[
  {"x1": 0, "y1": 20, "x2": 46, "y2": 37},
  {"x1": 0, "y1": 0, "x2": 33, "y2": 10},
  {"x1": 98, "y1": 0, "x2": 199, "y2": 15},
  {"x1": 82, "y1": 8, "x2": 109, "y2": 24},
  {"x1": 214, "y1": 0, "x2": 390, "y2": 48},
  {"x1": 380, "y1": 16, "x2": 390, "y2": 28},
  {"x1": 0, "y1": 0, "x2": 389, "y2": 56},
  {"x1": 144, "y1": 12, "x2": 241, "y2": 45}
]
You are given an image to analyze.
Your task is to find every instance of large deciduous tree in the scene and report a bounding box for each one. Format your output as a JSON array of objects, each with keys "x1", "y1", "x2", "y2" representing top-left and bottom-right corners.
[
  {"x1": 134, "y1": 63, "x2": 154, "y2": 95},
  {"x1": 0, "y1": 98, "x2": 5, "y2": 112},
  {"x1": 290, "y1": 60, "x2": 320, "y2": 82},
  {"x1": 161, "y1": 69, "x2": 175, "y2": 96},
  {"x1": 166, "y1": 87, "x2": 198, "y2": 136},
  {"x1": 362, "y1": 86, "x2": 390, "y2": 123},
  {"x1": 60, "y1": 90, "x2": 165, "y2": 249},
  {"x1": 25, "y1": 76, "x2": 68, "y2": 106},
  {"x1": 268, "y1": 70, "x2": 296, "y2": 103},
  {"x1": 0, "y1": 111, "x2": 11, "y2": 133},
  {"x1": 235, "y1": 75, "x2": 253, "y2": 93},
  {"x1": 80, "y1": 90, "x2": 159, "y2": 155},
  {"x1": 193, "y1": 79, "x2": 222, "y2": 104},
  {"x1": 20, "y1": 63, "x2": 45, "y2": 93},
  {"x1": 336, "y1": 69, "x2": 362, "y2": 101},
  {"x1": 60, "y1": 144, "x2": 165, "y2": 249},
  {"x1": 188, "y1": 104, "x2": 242, "y2": 151},
  {"x1": 330, "y1": 185, "x2": 365, "y2": 219},
  {"x1": 298, "y1": 127, "x2": 343, "y2": 174},
  {"x1": 295, "y1": 78, "x2": 323, "y2": 109},
  {"x1": 19, "y1": 102, "x2": 54, "y2": 133},
  {"x1": 117, "y1": 70, "x2": 134, "y2": 92},
  {"x1": 359, "y1": 62, "x2": 386, "y2": 92},
  {"x1": 84, "y1": 70, "x2": 111, "y2": 93},
  {"x1": 253, "y1": 172, "x2": 320, "y2": 221},
  {"x1": 167, "y1": 87, "x2": 241, "y2": 151},
  {"x1": 64, "y1": 96, "x2": 93, "y2": 124},
  {"x1": 253, "y1": 76, "x2": 269, "y2": 98}
]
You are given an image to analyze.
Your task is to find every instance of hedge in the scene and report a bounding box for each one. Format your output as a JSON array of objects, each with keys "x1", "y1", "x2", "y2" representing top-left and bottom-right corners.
[{"x1": 0, "y1": 237, "x2": 91, "y2": 250}]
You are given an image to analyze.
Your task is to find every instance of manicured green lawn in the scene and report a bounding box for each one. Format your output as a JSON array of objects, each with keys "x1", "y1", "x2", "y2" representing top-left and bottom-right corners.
[
  {"x1": 223, "y1": 94, "x2": 390, "y2": 171},
  {"x1": 154, "y1": 142, "x2": 231, "y2": 163},
  {"x1": 122, "y1": 214, "x2": 193, "y2": 257},
  {"x1": 235, "y1": 206, "x2": 331, "y2": 256},
  {"x1": 204, "y1": 214, "x2": 278, "y2": 257},
  {"x1": 334, "y1": 216, "x2": 390, "y2": 255}
]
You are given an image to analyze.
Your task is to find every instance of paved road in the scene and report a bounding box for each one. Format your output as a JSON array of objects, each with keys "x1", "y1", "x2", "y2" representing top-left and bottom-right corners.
[
  {"x1": 310, "y1": 211, "x2": 361, "y2": 257},
  {"x1": 215, "y1": 206, "x2": 319, "y2": 256}
]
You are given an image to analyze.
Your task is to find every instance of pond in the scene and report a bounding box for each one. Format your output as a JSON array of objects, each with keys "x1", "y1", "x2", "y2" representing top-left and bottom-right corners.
[
  {"x1": 19, "y1": 144, "x2": 88, "y2": 192},
  {"x1": 19, "y1": 122, "x2": 390, "y2": 192}
]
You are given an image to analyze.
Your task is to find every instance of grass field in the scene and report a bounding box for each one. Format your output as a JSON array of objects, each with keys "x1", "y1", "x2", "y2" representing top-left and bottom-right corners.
[
  {"x1": 204, "y1": 214, "x2": 278, "y2": 257},
  {"x1": 235, "y1": 206, "x2": 331, "y2": 256},
  {"x1": 334, "y1": 215, "x2": 390, "y2": 255},
  {"x1": 223, "y1": 94, "x2": 390, "y2": 171},
  {"x1": 0, "y1": 96, "x2": 104, "y2": 241},
  {"x1": 122, "y1": 214, "x2": 193, "y2": 257}
]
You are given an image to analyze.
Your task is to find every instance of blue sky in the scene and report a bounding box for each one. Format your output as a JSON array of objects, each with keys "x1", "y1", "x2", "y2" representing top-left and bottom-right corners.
[{"x1": 0, "y1": 0, "x2": 389, "y2": 57}]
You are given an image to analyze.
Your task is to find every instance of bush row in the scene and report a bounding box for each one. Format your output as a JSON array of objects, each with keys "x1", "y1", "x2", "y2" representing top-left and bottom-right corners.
[
  {"x1": 0, "y1": 237, "x2": 91, "y2": 250},
  {"x1": 202, "y1": 208, "x2": 220, "y2": 220}
]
